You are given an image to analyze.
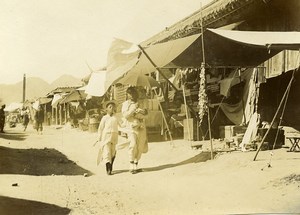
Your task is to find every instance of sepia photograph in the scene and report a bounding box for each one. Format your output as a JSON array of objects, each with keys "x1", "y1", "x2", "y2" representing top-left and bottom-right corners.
[{"x1": 0, "y1": 0, "x2": 300, "y2": 214}]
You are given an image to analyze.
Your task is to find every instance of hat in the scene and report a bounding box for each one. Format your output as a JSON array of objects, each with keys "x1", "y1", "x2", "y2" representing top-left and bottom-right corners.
[{"x1": 102, "y1": 100, "x2": 117, "y2": 108}]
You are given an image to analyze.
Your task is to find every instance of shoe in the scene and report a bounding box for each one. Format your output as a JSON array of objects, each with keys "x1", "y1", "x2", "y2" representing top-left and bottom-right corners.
[
  {"x1": 129, "y1": 161, "x2": 134, "y2": 173},
  {"x1": 131, "y1": 162, "x2": 138, "y2": 174},
  {"x1": 111, "y1": 156, "x2": 116, "y2": 173},
  {"x1": 106, "y1": 162, "x2": 112, "y2": 175}
]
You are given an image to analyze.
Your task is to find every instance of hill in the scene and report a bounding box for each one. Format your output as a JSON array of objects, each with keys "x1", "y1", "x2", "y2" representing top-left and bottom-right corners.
[
  {"x1": 0, "y1": 75, "x2": 82, "y2": 104},
  {"x1": 50, "y1": 74, "x2": 82, "y2": 89}
]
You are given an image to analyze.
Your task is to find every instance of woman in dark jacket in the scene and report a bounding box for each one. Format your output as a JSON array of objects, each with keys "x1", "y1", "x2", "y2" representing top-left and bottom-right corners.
[
  {"x1": 0, "y1": 104, "x2": 6, "y2": 133},
  {"x1": 35, "y1": 105, "x2": 44, "y2": 135}
]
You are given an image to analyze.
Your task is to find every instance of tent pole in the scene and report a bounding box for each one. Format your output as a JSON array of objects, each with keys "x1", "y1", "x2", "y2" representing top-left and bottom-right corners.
[
  {"x1": 137, "y1": 45, "x2": 199, "y2": 120},
  {"x1": 253, "y1": 73, "x2": 294, "y2": 161},
  {"x1": 153, "y1": 89, "x2": 173, "y2": 144},
  {"x1": 238, "y1": 68, "x2": 247, "y2": 125},
  {"x1": 180, "y1": 72, "x2": 192, "y2": 142},
  {"x1": 199, "y1": 2, "x2": 213, "y2": 159},
  {"x1": 207, "y1": 106, "x2": 213, "y2": 159}
]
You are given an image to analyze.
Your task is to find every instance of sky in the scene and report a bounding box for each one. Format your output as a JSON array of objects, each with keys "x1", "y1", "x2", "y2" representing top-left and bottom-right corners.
[{"x1": 0, "y1": 0, "x2": 212, "y2": 84}]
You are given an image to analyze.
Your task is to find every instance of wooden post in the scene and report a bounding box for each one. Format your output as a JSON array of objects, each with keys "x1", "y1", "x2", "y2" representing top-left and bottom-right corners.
[
  {"x1": 55, "y1": 107, "x2": 58, "y2": 125},
  {"x1": 59, "y1": 105, "x2": 62, "y2": 125},
  {"x1": 238, "y1": 68, "x2": 247, "y2": 125},
  {"x1": 153, "y1": 90, "x2": 173, "y2": 143},
  {"x1": 208, "y1": 107, "x2": 214, "y2": 159},
  {"x1": 22, "y1": 74, "x2": 26, "y2": 103},
  {"x1": 64, "y1": 103, "x2": 67, "y2": 124},
  {"x1": 200, "y1": 2, "x2": 213, "y2": 159},
  {"x1": 180, "y1": 72, "x2": 191, "y2": 141},
  {"x1": 253, "y1": 74, "x2": 294, "y2": 161},
  {"x1": 137, "y1": 45, "x2": 199, "y2": 121},
  {"x1": 52, "y1": 106, "x2": 54, "y2": 125}
]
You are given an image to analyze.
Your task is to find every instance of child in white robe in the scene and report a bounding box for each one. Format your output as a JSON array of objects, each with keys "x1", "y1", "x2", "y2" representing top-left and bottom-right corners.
[{"x1": 96, "y1": 101, "x2": 118, "y2": 175}]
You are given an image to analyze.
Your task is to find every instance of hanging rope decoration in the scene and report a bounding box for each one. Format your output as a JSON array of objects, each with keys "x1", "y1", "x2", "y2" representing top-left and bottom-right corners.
[{"x1": 198, "y1": 63, "x2": 208, "y2": 124}]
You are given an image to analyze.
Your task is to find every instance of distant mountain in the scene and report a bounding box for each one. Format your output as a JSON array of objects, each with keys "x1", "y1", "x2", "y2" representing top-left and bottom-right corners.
[
  {"x1": 50, "y1": 74, "x2": 83, "y2": 89},
  {"x1": 0, "y1": 75, "x2": 82, "y2": 104}
]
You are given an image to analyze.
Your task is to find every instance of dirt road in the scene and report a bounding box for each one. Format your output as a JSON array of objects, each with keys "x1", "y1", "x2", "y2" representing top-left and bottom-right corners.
[{"x1": 1, "y1": 124, "x2": 300, "y2": 214}]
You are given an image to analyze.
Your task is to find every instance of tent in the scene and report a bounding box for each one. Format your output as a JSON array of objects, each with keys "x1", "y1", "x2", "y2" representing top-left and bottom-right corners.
[
  {"x1": 105, "y1": 33, "x2": 201, "y2": 90},
  {"x1": 171, "y1": 29, "x2": 300, "y2": 68}
]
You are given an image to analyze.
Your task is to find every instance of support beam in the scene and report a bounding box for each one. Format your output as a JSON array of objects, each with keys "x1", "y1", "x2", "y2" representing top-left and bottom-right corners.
[{"x1": 137, "y1": 45, "x2": 199, "y2": 120}]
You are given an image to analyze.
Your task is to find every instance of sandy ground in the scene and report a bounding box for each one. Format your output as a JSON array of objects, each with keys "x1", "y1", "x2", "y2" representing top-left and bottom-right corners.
[{"x1": 0, "y1": 123, "x2": 300, "y2": 215}]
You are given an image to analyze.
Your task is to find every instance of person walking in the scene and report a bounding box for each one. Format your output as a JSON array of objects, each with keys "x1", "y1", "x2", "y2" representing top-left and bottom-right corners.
[
  {"x1": 121, "y1": 87, "x2": 148, "y2": 174},
  {"x1": 22, "y1": 108, "x2": 30, "y2": 131},
  {"x1": 34, "y1": 105, "x2": 44, "y2": 135},
  {"x1": 0, "y1": 104, "x2": 6, "y2": 133},
  {"x1": 95, "y1": 100, "x2": 118, "y2": 175}
]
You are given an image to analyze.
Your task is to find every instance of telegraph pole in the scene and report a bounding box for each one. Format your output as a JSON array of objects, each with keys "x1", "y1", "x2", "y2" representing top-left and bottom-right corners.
[{"x1": 23, "y1": 74, "x2": 26, "y2": 102}]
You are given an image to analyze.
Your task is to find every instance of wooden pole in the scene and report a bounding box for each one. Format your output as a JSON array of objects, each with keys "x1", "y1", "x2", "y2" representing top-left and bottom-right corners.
[
  {"x1": 253, "y1": 74, "x2": 294, "y2": 161},
  {"x1": 208, "y1": 107, "x2": 213, "y2": 159},
  {"x1": 153, "y1": 90, "x2": 173, "y2": 143},
  {"x1": 137, "y1": 45, "x2": 199, "y2": 121},
  {"x1": 180, "y1": 72, "x2": 192, "y2": 141},
  {"x1": 238, "y1": 68, "x2": 247, "y2": 125},
  {"x1": 22, "y1": 74, "x2": 26, "y2": 103},
  {"x1": 200, "y1": 2, "x2": 213, "y2": 159}
]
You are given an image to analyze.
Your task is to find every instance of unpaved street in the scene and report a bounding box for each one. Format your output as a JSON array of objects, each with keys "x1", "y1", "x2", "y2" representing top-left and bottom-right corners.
[{"x1": 1, "y1": 124, "x2": 300, "y2": 215}]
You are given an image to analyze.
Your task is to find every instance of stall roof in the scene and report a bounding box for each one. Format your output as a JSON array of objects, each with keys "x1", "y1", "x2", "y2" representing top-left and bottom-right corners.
[
  {"x1": 171, "y1": 29, "x2": 300, "y2": 68},
  {"x1": 105, "y1": 33, "x2": 201, "y2": 90},
  {"x1": 208, "y1": 28, "x2": 300, "y2": 50},
  {"x1": 60, "y1": 90, "x2": 87, "y2": 104}
]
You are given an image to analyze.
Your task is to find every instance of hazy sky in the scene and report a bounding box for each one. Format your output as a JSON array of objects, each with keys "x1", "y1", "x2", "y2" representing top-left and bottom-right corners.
[{"x1": 0, "y1": 0, "x2": 212, "y2": 84}]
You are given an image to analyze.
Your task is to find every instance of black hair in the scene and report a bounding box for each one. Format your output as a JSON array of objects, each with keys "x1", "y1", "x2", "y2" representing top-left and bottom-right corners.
[
  {"x1": 126, "y1": 87, "x2": 138, "y2": 102},
  {"x1": 105, "y1": 101, "x2": 116, "y2": 108}
]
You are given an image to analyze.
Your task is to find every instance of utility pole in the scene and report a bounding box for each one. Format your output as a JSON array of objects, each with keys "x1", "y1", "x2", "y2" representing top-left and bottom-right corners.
[{"x1": 23, "y1": 74, "x2": 26, "y2": 103}]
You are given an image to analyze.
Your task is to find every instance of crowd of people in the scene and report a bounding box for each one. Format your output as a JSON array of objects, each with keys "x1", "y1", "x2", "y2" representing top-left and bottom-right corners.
[{"x1": 0, "y1": 104, "x2": 45, "y2": 135}]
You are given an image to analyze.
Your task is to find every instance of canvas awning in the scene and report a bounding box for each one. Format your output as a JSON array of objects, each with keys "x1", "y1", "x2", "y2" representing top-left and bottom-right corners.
[
  {"x1": 51, "y1": 94, "x2": 63, "y2": 107},
  {"x1": 171, "y1": 29, "x2": 300, "y2": 68},
  {"x1": 208, "y1": 28, "x2": 300, "y2": 50},
  {"x1": 39, "y1": 97, "x2": 52, "y2": 105},
  {"x1": 60, "y1": 90, "x2": 87, "y2": 104},
  {"x1": 85, "y1": 71, "x2": 107, "y2": 97},
  {"x1": 105, "y1": 33, "x2": 201, "y2": 90}
]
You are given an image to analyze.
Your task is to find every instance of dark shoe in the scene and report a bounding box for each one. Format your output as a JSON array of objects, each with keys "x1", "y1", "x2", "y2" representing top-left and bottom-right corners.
[
  {"x1": 106, "y1": 162, "x2": 112, "y2": 175},
  {"x1": 129, "y1": 161, "x2": 134, "y2": 173},
  {"x1": 131, "y1": 170, "x2": 137, "y2": 174},
  {"x1": 111, "y1": 156, "x2": 116, "y2": 173},
  {"x1": 131, "y1": 162, "x2": 138, "y2": 174}
]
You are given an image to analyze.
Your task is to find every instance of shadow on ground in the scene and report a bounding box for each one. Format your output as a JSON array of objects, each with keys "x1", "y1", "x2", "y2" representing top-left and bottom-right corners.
[
  {"x1": 0, "y1": 196, "x2": 70, "y2": 215},
  {"x1": 0, "y1": 146, "x2": 92, "y2": 176},
  {"x1": 0, "y1": 132, "x2": 27, "y2": 141},
  {"x1": 142, "y1": 151, "x2": 216, "y2": 172},
  {"x1": 113, "y1": 151, "x2": 216, "y2": 174}
]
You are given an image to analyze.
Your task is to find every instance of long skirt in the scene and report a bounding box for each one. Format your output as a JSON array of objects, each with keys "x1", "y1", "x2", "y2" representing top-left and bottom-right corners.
[{"x1": 128, "y1": 127, "x2": 148, "y2": 162}]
